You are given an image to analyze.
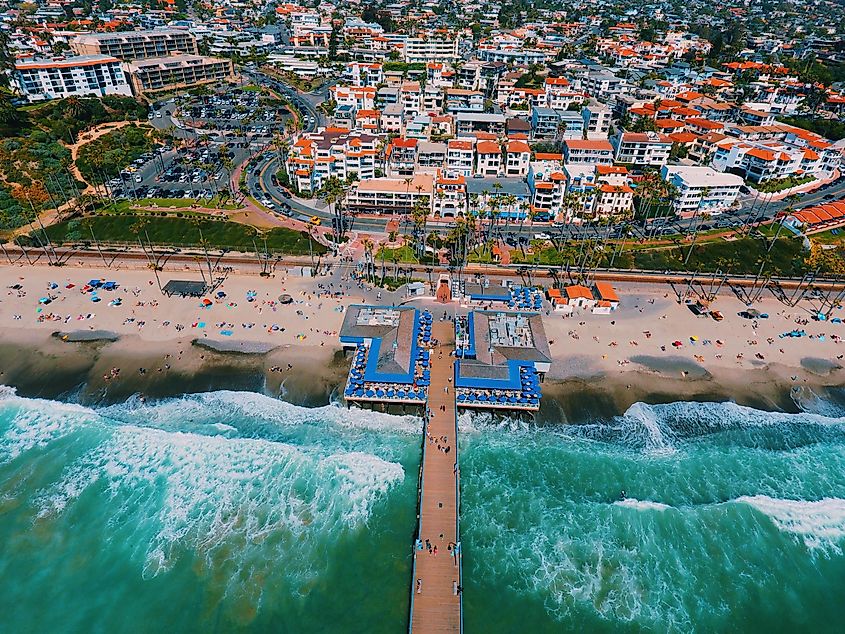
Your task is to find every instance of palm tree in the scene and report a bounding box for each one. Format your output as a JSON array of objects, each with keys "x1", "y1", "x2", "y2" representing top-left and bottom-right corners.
[
  {"x1": 766, "y1": 193, "x2": 799, "y2": 253},
  {"x1": 361, "y1": 237, "x2": 374, "y2": 282},
  {"x1": 684, "y1": 210, "x2": 711, "y2": 266},
  {"x1": 83, "y1": 217, "x2": 109, "y2": 268}
]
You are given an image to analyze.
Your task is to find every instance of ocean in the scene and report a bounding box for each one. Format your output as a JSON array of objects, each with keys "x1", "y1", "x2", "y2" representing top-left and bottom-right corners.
[{"x1": 1, "y1": 386, "x2": 845, "y2": 632}]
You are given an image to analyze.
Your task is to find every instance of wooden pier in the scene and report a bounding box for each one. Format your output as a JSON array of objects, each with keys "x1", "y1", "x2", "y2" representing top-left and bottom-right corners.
[{"x1": 409, "y1": 321, "x2": 462, "y2": 633}]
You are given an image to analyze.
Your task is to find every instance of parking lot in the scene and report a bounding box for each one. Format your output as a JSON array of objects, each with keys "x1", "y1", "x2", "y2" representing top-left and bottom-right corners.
[
  {"x1": 159, "y1": 86, "x2": 290, "y2": 141},
  {"x1": 108, "y1": 140, "x2": 254, "y2": 203}
]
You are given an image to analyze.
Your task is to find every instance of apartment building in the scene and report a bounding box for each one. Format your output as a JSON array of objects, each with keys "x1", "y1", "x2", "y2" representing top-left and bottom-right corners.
[
  {"x1": 433, "y1": 170, "x2": 467, "y2": 218},
  {"x1": 71, "y1": 29, "x2": 198, "y2": 61},
  {"x1": 475, "y1": 140, "x2": 502, "y2": 176},
  {"x1": 528, "y1": 153, "x2": 566, "y2": 220},
  {"x1": 387, "y1": 137, "x2": 418, "y2": 176},
  {"x1": 545, "y1": 77, "x2": 582, "y2": 110},
  {"x1": 504, "y1": 140, "x2": 531, "y2": 177},
  {"x1": 661, "y1": 165, "x2": 743, "y2": 217},
  {"x1": 343, "y1": 62, "x2": 384, "y2": 87},
  {"x1": 124, "y1": 54, "x2": 233, "y2": 94},
  {"x1": 380, "y1": 104, "x2": 403, "y2": 134},
  {"x1": 446, "y1": 139, "x2": 475, "y2": 177},
  {"x1": 400, "y1": 82, "x2": 422, "y2": 117},
  {"x1": 531, "y1": 107, "x2": 584, "y2": 140},
  {"x1": 403, "y1": 37, "x2": 458, "y2": 63},
  {"x1": 286, "y1": 131, "x2": 382, "y2": 193},
  {"x1": 331, "y1": 85, "x2": 377, "y2": 112},
  {"x1": 585, "y1": 71, "x2": 624, "y2": 102},
  {"x1": 455, "y1": 112, "x2": 506, "y2": 137},
  {"x1": 417, "y1": 141, "x2": 447, "y2": 172},
  {"x1": 563, "y1": 139, "x2": 615, "y2": 165},
  {"x1": 445, "y1": 88, "x2": 484, "y2": 112},
  {"x1": 582, "y1": 103, "x2": 611, "y2": 139},
  {"x1": 346, "y1": 173, "x2": 433, "y2": 215},
  {"x1": 593, "y1": 166, "x2": 634, "y2": 219},
  {"x1": 610, "y1": 131, "x2": 672, "y2": 167},
  {"x1": 710, "y1": 142, "x2": 809, "y2": 184},
  {"x1": 14, "y1": 55, "x2": 132, "y2": 101}
]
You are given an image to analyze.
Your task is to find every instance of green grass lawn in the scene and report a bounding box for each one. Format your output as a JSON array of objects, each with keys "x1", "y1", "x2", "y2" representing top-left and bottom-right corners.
[
  {"x1": 375, "y1": 244, "x2": 419, "y2": 263},
  {"x1": 755, "y1": 175, "x2": 814, "y2": 193},
  {"x1": 30, "y1": 214, "x2": 326, "y2": 256},
  {"x1": 130, "y1": 196, "x2": 242, "y2": 210}
]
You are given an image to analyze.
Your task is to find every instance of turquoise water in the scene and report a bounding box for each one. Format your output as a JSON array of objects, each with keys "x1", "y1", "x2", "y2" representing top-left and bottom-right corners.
[
  {"x1": 0, "y1": 388, "x2": 420, "y2": 633},
  {"x1": 2, "y1": 387, "x2": 845, "y2": 632},
  {"x1": 460, "y1": 398, "x2": 845, "y2": 633}
]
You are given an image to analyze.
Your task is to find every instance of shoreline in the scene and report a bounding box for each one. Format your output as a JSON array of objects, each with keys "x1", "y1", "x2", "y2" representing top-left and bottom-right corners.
[
  {"x1": 0, "y1": 262, "x2": 843, "y2": 418},
  {"x1": 2, "y1": 329, "x2": 843, "y2": 422}
]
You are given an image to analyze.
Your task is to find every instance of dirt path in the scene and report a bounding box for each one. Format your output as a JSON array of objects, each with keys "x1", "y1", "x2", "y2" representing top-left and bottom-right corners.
[{"x1": 65, "y1": 121, "x2": 135, "y2": 191}]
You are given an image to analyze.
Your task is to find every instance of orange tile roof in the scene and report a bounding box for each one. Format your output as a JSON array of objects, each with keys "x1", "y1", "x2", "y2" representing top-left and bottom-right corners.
[
  {"x1": 594, "y1": 282, "x2": 619, "y2": 302},
  {"x1": 476, "y1": 141, "x2": 501, "y2": 154},
  {"x1": 565, "y1": 285, "x2": 593, "y2": 300}
]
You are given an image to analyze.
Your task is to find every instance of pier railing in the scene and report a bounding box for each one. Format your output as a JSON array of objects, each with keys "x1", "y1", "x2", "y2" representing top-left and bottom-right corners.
[
  {"x1": 453, "y1": 361, "x2": 464, "y2": 634},
  {"x1": 407, "y1": 412, "x2": 428, "y2": 633}
]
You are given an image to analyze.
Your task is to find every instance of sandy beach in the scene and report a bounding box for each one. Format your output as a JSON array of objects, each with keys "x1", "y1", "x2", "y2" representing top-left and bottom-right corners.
[{"x1": 0, "y1": 262, "x2": 842, "y2": 410}]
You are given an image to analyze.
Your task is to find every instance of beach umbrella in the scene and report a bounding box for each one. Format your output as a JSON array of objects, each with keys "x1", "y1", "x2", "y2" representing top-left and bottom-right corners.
[
  {"x1": 202, "y1": 298, "x2": 212, "y2": 306},
  {"x1": 279, "y1": 294, "x2": 293, "y2": 304},
  {"x1": 217, "y1": 291, "x2": 226, "y2": 298},
  {"x1": 38, "y1": 297, "x2": 51, "y2": 304}
]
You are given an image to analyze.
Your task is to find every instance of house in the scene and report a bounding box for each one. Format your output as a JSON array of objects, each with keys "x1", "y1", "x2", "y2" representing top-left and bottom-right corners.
[
  {"x1": 476, "y1": 140, "x2": 502, "y2": 176},
  {"x1": 593, "y1": 283, "x2": 620, "y2": 310},
  {"x1": 564, "y1": 285, "x2": 596, "y2": 309}
]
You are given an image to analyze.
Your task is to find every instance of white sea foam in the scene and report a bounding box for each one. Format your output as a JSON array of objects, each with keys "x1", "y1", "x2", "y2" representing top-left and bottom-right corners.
[
  {"x1": 0, "y1": 394, "x2": 101, "y2": 461},
  {"x1": 613, "y1": 498, "x2": 672, "y2": 512},
  {"x1": 617, "y1": 401, "x2": 677, "y2": 454},
  {"x1": 0, "y1": 390, "x2": 408, "y2": 597},
  {"x1": 101, "y1": 390, "x2": 421, "y2": 435},
  {"x1": 0, "y1": 384, "x2": 18, "y2": 400},
  {"x1": 737, "y1": 495, "x2": 845, "y2": 550}
]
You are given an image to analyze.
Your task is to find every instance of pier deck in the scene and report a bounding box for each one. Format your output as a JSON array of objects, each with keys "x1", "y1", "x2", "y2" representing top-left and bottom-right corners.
[{"x1": 410, "y1": 321, "x2": 462, "y2": 633}]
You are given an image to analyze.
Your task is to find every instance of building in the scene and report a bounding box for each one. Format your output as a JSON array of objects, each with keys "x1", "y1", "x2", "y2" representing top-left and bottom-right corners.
[
  {"x1": 71, "y1": 29, "x2": 198, "y2": 61},
  {"x1": 124, "y1": 54, "x2": 233, "y2": 94},
  {"x1": 582, "y1": 103, "x2": 611, "y2": 139},
  {"x1": 453, "y1": 309, "x2": 551, "y2": 411},
  {"x1": 455, "y1": 112, "x2": 506, "y2": 137},
  {"x1": 563, "y1": 139, "x2": 615, "y2": 165},
  {"x1": 287, "y1": 130, "x2": 382, "y2": 192},
  {"x1": 661, "y1": 166, "x2": 743, "y2": 217},
  {"x1": 346, "y1": 173, "x2": 433, "y2": 215},
  {"x1": 611, "y1": 131, "x2": 673, "y2": 167},
  {"x1": 14, "y1": 55, "x2": 132, "y2": 101},
  {"x1": 403, "y1": 37, "x2": 458, "y2": 63}
]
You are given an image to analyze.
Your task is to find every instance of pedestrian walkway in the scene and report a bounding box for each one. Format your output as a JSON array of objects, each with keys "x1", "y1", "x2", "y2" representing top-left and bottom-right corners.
[{"x1": 410, "y1": 321, "x2": 462, "y2": 633}]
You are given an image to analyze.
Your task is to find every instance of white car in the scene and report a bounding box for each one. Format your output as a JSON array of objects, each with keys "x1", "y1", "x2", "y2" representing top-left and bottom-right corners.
[{"x1": 533, "y1": 232, "x2": 551, "y2": 240}]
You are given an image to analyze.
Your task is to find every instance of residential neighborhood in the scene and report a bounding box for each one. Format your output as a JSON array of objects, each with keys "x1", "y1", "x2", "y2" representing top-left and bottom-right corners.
[{"x1": 0, "y1": 0, "x2": 844, "y2": 272}]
